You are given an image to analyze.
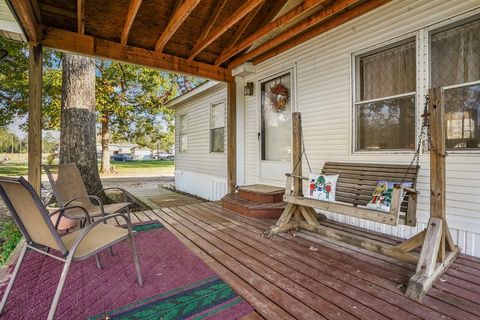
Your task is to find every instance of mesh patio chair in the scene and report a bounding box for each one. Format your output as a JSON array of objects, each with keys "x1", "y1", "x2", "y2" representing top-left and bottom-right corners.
[
  {"x1": 0, "y1": 176, "x2": 143, "y2": 320},
  {"x1": 43, "y1": 164, "x2": 131, "y2": 224}
]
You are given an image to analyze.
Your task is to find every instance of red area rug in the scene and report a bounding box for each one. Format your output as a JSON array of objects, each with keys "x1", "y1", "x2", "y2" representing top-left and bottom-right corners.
[{"x1": 0, "y1": 221, "x2": 253, "y2": 319}]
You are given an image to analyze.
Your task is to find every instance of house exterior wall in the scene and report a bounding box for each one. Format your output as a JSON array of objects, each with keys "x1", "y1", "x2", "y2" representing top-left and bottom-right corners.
[
  {"x1": 240, "y1": 0, "x2": 480, "y2": 257},
  {"x1": 174, "y1": 83, "x2": 228, "y2": 200}
]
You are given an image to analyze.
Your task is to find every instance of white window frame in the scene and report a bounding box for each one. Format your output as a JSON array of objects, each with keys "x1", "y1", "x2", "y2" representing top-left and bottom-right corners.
[
  {"x1": 178, "y1": 113, "x2": 188, "y2": 153},
  {"x1": 209, "y1": 99, "x2": 226, "y2": 154},
  {"x1": 427, "y1": 13, "x2": 480, "y2": 153},
  {"x1": 351, "y1": 34, "x2": 419, "y2": 154}
]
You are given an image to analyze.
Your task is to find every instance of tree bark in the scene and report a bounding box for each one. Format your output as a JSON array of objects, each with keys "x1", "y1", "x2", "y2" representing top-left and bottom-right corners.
[
  {"x1": 100, "y1": 112, "x2": 111, "y2": 174},
  {"x1": 59, "y1": 53, "x2": 102, "y2": 194}
]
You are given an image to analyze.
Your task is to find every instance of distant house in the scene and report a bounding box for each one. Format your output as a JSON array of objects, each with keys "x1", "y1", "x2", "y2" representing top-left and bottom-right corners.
[
  {"x1": 96, "y1": 143, "x2": 138, "y2": 157},
  {"x1": 131, "y1": 147, "x2": 152, "y2": 160}
]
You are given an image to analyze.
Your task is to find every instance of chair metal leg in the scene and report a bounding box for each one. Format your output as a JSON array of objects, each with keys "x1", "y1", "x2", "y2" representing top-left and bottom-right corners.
[
  {"x1": 47, "y1": 256, "x2": 73, "y2": 320},
  {"x1": 128, "y1": 235, "x2": 143, "y2": 286},
  {"x1": 0, "y1": 243, "x2": 27, "y2": 314},
  {"x1": 95, "y1": 254, "x2": 102, "y2": 270}
]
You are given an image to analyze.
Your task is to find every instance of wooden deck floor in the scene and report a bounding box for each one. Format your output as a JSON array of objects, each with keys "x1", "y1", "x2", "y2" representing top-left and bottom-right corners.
[{"x1": 129, "y1": 202, "x2": 480, "y2": 320}]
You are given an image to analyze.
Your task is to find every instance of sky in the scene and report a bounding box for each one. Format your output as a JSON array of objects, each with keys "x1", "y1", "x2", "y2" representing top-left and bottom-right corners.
[{"x1": 7, "y1": 116, "x2": 60, "y2": 139}]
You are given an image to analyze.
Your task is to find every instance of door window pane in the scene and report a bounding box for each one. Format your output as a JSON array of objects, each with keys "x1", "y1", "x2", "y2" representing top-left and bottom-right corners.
[
  {"x1": 178, "y1": 114, "x2": 188, "y2": 152},
  {"x1": 261, "y1": 73, "x2": 292, "y2": 161}
]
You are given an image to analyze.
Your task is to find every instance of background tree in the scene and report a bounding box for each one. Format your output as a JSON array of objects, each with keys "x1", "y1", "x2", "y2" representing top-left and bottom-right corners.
[
  {"x1": 59, "y1": 53, "x2": 102, "y2": 194},
  {"x1": 95, "y1": 62, "x2": 202, "y2": 172},
  {"x1": 0, "y1": 37, "x2": 61, "y2": 128}
]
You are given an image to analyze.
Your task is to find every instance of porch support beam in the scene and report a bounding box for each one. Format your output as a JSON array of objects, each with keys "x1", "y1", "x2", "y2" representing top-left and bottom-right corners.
[
  {"x1": 120, "y1": 0, "x2": 143, "y2": 45},
  {"x1": 77, "y1": 0, "x2": 85, "y2": 34},
  {"x1": 215, "y1": 0, "x2": 328, "y2": 66},
  {"x1": 188, "y1": 0, "x2": 265, "y2": 61},
  {"x1": 224, "y1": 4, "x2": 262, "y2": 51},
  {"x1": 227, "y1": 81, "x2": 237, "y2": 193},
  {"x1": 7, "y1": 0, "x2": 42, "y2": 42},
  {"x1": 40, "y1": 28, "x2": 233, "y2": 82},
  {"x1": 154, "y1": 0, "x2": 201, "y2": 52},
  {"x1": 28, "y1": 44, "x2": 43, "y2": 194},
  {"x1": 228, "y1": 0, "x2": 381, "y2": 68}
]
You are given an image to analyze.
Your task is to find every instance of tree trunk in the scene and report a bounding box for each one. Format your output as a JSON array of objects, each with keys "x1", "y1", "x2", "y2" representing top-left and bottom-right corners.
[
  {"x1": 59, "y1": 53, "x2": 102, "y2": 194},
  {"x1": 100, "y1": 112, "x2": 111, "y2": 173}
]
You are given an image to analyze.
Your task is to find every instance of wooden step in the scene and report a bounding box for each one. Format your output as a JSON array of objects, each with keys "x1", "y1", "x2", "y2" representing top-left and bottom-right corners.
[
  {"x1": 237, "y1": 184, "x2": 285, "y2": 203},
  {"x1": 222, "y1": 193, "x2": 286, "y2": 219}
]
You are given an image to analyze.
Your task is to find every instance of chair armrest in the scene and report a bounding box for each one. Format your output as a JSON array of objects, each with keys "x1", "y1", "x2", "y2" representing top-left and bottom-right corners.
[
  {"x1": 285, "y1": 173, "x2": 309, "y2": 181},
  {"x1": 68, "y1": 212, "x2": 132, "y2": 256},
  {"x1": 49, "y1": 205, "x2": 91, "y2": 229},
  {"x1": 96, "y1": 187, "x2": 129, "y2": 202},
  {"x1": 64, "y1": 195, "x2": 105, "y2": 216}
]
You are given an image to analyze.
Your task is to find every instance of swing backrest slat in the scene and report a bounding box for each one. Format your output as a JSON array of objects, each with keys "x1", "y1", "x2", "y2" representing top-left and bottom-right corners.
[{"x1": 322, "y1": 162, "x2": 419, "y2": 213}]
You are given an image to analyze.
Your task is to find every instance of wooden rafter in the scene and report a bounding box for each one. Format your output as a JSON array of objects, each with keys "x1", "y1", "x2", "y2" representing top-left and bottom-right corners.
[
  {"x1": 215, "y1": 0, "x2": 328, "y2": 66},
  {"x1": 251, "y1": 0, "x2": 390, "y2": 66},
  {"x1": 7, "y1": 0, "x2": 42, "y2": 42},
  {"x1": 77, "y1": 0, "x2": 85, "y2": 34},
  {"x1": 120, "y1": 0, "x2": 143, "y2": 45},
  {"x1": 228, "y1": 0, "x2": 362, "y2": 68},
  {"x1": 225, "y1": 4, "x2": 263, "y2": 51},
  {"x1": 188, "y1": 0, "x2": 265, "y2": 61},
  {"x1": 38, "y1": 3, "x2": 76, "y2": 19},
  {"x1": 154, "y1": 0, "x2": 201, "y2": 52},
  {"x1": 194, "y1": 0, "x2": 228, "y2": 45},
  {"x1": 41, "y1": 28, "x2": 233, "y2": 82}
]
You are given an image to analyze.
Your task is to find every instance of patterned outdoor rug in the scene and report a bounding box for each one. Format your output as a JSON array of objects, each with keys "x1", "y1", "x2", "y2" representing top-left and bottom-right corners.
[{"x1": 0, "y1": 221, "x2": 254, "y2": 319}]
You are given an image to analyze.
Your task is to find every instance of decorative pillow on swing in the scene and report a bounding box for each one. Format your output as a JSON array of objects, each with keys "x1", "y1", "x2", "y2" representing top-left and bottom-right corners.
[
  {"x1": 306, "y1": 174, "x2": 339, "y2": 202},
  {"x1": 366, "y1": 180, "x2": 413, "y2": 213}
]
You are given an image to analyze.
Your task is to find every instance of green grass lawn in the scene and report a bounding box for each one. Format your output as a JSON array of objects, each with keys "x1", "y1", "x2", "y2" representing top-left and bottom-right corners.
[{"x1": 0, "y1": 160, "x2": 174, "y2": 177}]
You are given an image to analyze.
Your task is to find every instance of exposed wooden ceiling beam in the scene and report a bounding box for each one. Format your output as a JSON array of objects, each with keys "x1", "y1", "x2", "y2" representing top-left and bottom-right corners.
[
  {"x1": 120, "y1": 0, "x2": 143, "y2": 45},
  {"x1": 194, "y1": 0, "x2": 228, "y2": 44},
  {"x1": 225, "y1": 4, "x2": 263, "y2": 51},
  {"x1": 154, "y1": 0, "x2": 201, "y2": 52},
  {"x1": 77, "y1": 0, "x2": 85, "y2": 34},
  {"x1": 38, "y1": 3, "x2": 76, "y2": 19},
  {"x1": 215, "y1": 0, "x2": 328, "y2": 66},
  {"x1": 188, "y1": 0, "x2": 265, "y2": 61},
  {"x1": 7, "y1": 0, "x2": 42, "y2": 42},
  {"x1": 227, "y1": 0, "x2": 364, "y2": 69},
  {"x1": 253, "y1": 0, "x2": 391, "y2": 66},
  {"x1": 41, "y1": 28, "x2": 233, "y2": 82}
]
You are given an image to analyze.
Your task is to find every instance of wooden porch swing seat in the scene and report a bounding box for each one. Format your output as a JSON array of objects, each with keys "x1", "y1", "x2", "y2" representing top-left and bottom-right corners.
[
  {"x1": 264, "y1": 88, "x2": 460, "y2": 301},
  {"x1": 283, "y1": 161, "x2": 419, "y2": 227}
]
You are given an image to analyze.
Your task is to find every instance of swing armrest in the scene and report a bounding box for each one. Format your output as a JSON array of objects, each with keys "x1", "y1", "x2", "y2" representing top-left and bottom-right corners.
[
  {"x1": 402, "y1": 187, "x2": 418, "y2": 194},
  {"x1": 285, "y1": 173, "x2": 309, "y2": 180}
]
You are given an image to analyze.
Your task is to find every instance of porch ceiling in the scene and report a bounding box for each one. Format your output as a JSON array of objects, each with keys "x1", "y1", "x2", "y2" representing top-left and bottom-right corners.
[{"x1": 6, "y1": 0, "x2": 389, "y2": 81}]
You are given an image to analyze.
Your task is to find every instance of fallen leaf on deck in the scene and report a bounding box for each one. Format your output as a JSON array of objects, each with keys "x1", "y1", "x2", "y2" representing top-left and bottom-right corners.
[{"x1": 309, "y1": 246, "x2": 319, "y2": 252}]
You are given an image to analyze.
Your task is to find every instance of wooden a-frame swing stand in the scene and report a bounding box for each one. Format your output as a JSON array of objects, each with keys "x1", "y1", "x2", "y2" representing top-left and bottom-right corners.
[{"x1": 264, "y1": 88, "x2": 460, "y2": 300}]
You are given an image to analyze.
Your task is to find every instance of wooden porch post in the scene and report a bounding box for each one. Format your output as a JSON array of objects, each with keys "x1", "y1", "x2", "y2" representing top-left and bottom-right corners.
[
  {"x1": 292, "y1": 112, "x2": 302, "y2": 196},
  {"x1": 227, "y1": 81, "x2": 236, "y2": 193},
  {"x1": 406, "y1": 87, "x2": 459, "y2": 301},
  {"x1": 27, "y1": 44, "x2": 43, "y2": 194}
]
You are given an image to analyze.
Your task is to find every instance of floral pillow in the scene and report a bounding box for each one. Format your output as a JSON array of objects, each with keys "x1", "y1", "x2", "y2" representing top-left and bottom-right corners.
[
  {"x1": 366, "y1": 180, "x2": 413, "y2": 212},
  {"x1": 306, "y1": 174, "x2": 339, "y2": 202}
]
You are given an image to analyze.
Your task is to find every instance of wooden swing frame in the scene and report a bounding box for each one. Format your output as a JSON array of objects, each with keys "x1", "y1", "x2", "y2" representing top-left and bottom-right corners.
[{"x1": 264, "y1": 88, "x2": 460, "y2": 300}]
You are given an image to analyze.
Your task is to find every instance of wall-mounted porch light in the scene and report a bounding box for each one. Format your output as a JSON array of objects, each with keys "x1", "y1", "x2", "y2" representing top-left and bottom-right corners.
[{"x1": 244, "y1": 82, "x2": 254, "y2": 96}]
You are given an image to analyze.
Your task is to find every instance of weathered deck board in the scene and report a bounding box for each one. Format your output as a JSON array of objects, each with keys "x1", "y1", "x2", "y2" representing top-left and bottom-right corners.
[{"x1": 132, "y1": 203, "x2": 480, "y2": 320}]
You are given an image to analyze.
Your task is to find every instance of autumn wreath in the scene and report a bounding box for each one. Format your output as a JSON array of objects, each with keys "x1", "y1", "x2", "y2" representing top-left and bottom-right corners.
[{"x1": 267, "y1": 82, "x2": 289, "y2": 112}]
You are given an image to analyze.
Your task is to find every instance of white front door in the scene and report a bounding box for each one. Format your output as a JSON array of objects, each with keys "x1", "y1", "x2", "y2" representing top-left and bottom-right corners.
[{"x1": 258, "y1": 71, "x2": 293, "y2": 182}]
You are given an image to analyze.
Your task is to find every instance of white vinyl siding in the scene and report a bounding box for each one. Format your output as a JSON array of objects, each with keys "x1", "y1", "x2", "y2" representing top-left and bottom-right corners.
[
  {"x1": 174, "y1": 83, "x2": 227, "y2": 200},
  {"x1": 240, "y1": 0, "x2": 480, "y2": 256}
]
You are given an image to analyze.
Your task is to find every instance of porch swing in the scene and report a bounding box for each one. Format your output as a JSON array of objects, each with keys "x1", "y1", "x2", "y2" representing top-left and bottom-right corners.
[{"x1": 264, "y1": 88, "x2": 460, "y2": 301}]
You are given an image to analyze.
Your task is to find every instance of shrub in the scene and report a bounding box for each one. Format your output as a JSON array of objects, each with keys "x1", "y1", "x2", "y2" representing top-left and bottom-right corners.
[{"x1": 0, "y1": 219, "x2": 22, "y2": 265}]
